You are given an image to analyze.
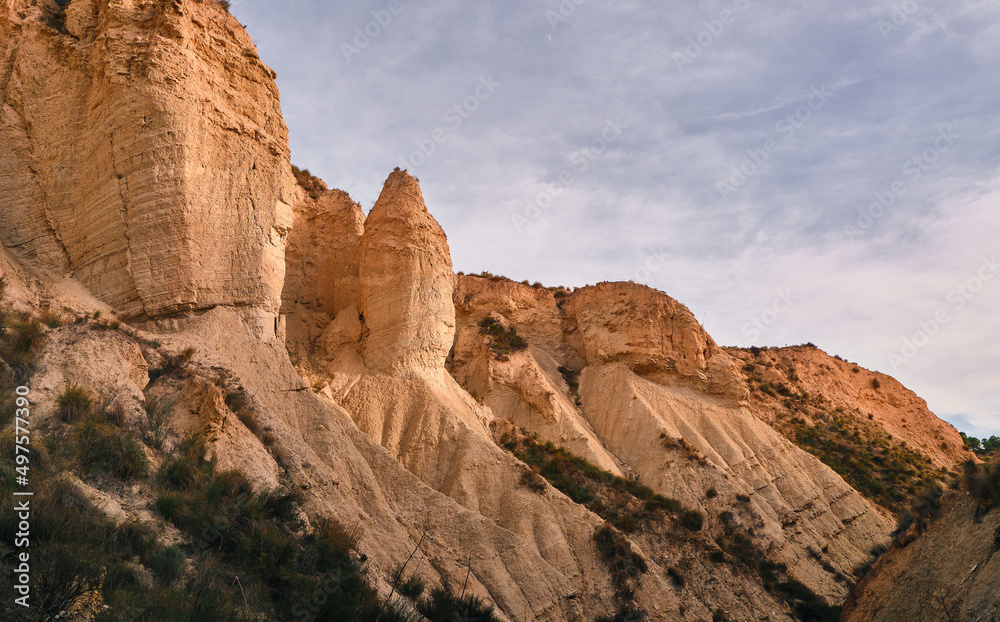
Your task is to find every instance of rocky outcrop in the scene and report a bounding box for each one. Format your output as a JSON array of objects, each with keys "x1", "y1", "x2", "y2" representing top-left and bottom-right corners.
[
  {"x1": 451, "y1": 276, "x2": 895, "y2": 603},
  {"x1": 729, "y1": 345, "x2": 971, "y2": 470},
  {"x1": 0, "y1": 0, "x2": 296, "y2": 335},
  {"x1": 358, "y1": 171, "x2": 456, "y2": 375}
]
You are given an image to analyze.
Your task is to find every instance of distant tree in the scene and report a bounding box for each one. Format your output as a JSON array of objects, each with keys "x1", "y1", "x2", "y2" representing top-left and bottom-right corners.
[
  {"x1": 961, "y1": 433, "x2": 983, "y2": 452},
  {"x1": 984, "y1": 436, "x2": 1000, "y2": 452}
]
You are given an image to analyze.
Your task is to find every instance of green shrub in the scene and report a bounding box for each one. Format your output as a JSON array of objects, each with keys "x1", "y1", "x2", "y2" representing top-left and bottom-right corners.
[
  {"x1": 151, "y1": 546, "x2": 186, "y2": 584},
  {"x1": 99, "y1": 395, "x2": 128, "y2": 426},
  {"x1": 679, "y1": 509, "x2": 704, "y2": 531},
  {"x1": 155, "y1": 491, "x2": 186, "y2": 521},
  {"x1": 158, "y1": 455, "x2": 203, "y2": 490},
  {"x1": 40, "y1": 310, "x2": 64, "y2": 328},
  {"x1": 74, "y1": 416, "x2": 148, "y2": 480},
  {"x1": 313, "y1": 516, "x2": 364, "y2": 560},
  {"x1": 56, "y1": 384, "x2": 93, "y2": 422},
  {"x1": 478, "y1": 317, "x2": 528, "y2": 361},
  {"x1": 150, "y1": 347, "x2": 196, "y2": 381},
  {"x1": 396, "y1": 573, "x2": 426, "y2": 601}
]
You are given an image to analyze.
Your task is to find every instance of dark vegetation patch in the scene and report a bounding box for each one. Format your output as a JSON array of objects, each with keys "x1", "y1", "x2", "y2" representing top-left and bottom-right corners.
[
  {"x1": 417, "y1": 586, "x2": 500, "y2": 622},
  {"x1": 963, "y1": 457, "x2": 1000, "y2": 511},
  {"x1": 960, "y1": 432, "x2": 1000, "y2": 457},
  {"x1": 787, "y1": 413, "x2": 941, "y2": 512},
  {"x1": 499, "y1": 428, "x2": 702, "y2": 534},
  {"x1": 593, "y1": 523, "x2": 647, "y2": 620},
  {"x1": 558, "y1": 365, "x2": 580, "y2": 393},
  {"x1": 0, "y1": 307, "x2": 45, "y2": 389},
  {"x1": 478, "y1": 317, "x2": 528, "y2": 362},
  {"x1": 73, "y1": 412, "x2": 149, "y2": 481},
  {"x1": 56, "y1": 384, "x2": 93, "y2": 423},
  {"x1": 149, "y1": 347, "x2": 196, "y2": 382}
]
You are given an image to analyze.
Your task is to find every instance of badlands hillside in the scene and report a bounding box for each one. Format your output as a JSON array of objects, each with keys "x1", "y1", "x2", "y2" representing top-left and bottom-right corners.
[{"x1": 0, "y1": 1, "x2": 992, "y2": 621}]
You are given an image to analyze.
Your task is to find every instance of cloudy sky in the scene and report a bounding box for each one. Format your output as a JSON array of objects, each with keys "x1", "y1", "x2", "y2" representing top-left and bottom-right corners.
[{"x1": 229, "y1": 0, "x2": 1000, "y2": 437}]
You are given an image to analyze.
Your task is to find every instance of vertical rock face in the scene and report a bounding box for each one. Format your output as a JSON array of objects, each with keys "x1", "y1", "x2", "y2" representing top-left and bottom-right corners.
[
  {"x1": 280, "y1": 188, "x2": 365, "y2": 365},
  {"x1": 283, "y1": 189, "x2": 365, "y2": 319},
  {"x1": 0, "y1": 0, "x2": 296, "y2": 333},
  {"x1": 358, "y1": 171, "x2": 455, "y2": 374}
]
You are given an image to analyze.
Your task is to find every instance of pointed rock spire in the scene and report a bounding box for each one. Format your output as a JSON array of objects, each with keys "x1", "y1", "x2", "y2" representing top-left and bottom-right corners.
[{"x1": 358, "y1": 171, "x2": 455, "y2": 374}]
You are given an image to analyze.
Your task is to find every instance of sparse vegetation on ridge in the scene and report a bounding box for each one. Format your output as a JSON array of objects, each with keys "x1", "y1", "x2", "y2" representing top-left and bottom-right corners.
[
  {"x1": 0, "y1": 294, "x2": 457, "y2": 622},
  {"x1": 739, "y1": 356, "x2": 949, "y2": 513},
  {"x1": 498, "y1": 427, "x2": 702, "y2": 534},
  {"x1": 292, "y1": 164, "x2": 327, "y2": 200}
]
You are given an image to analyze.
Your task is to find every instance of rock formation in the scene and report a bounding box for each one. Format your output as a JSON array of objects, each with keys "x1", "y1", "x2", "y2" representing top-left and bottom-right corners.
[
  {"x1": 0, "y1": 0, "x2": 296, "y2": 336},
  {"x1": 843, "y1": 492, "x2": 1000, "y2": 622},
  {"x1": 358, "y1": 171, "x2": 456, "y2": 375},
  {"x1": 0, "y1": 3, "x2": 979, "y2": 621},
  {"x1": 729, "y1": 345, "x2": 970, "y2": 470}
]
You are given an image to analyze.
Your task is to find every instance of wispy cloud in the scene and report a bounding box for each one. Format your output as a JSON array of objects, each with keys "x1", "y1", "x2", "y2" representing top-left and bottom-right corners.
[{"x1": 711, "y1": 77, "x2": 865, "y2": 122}]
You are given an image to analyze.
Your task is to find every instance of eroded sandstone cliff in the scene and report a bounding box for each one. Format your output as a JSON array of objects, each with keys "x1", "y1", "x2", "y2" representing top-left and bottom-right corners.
[
  {"x1": 1, "y1": 0, "x2": 295, "y2": 336},
  {"x1": 0, "y1": 3, "x2": 977, "y2": 621}
]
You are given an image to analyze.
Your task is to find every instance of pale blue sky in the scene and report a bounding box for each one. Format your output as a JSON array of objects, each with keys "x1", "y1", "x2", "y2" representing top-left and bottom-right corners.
[{"x1": 230, "y1": 0, "x2": 1000, "y2": 437}]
